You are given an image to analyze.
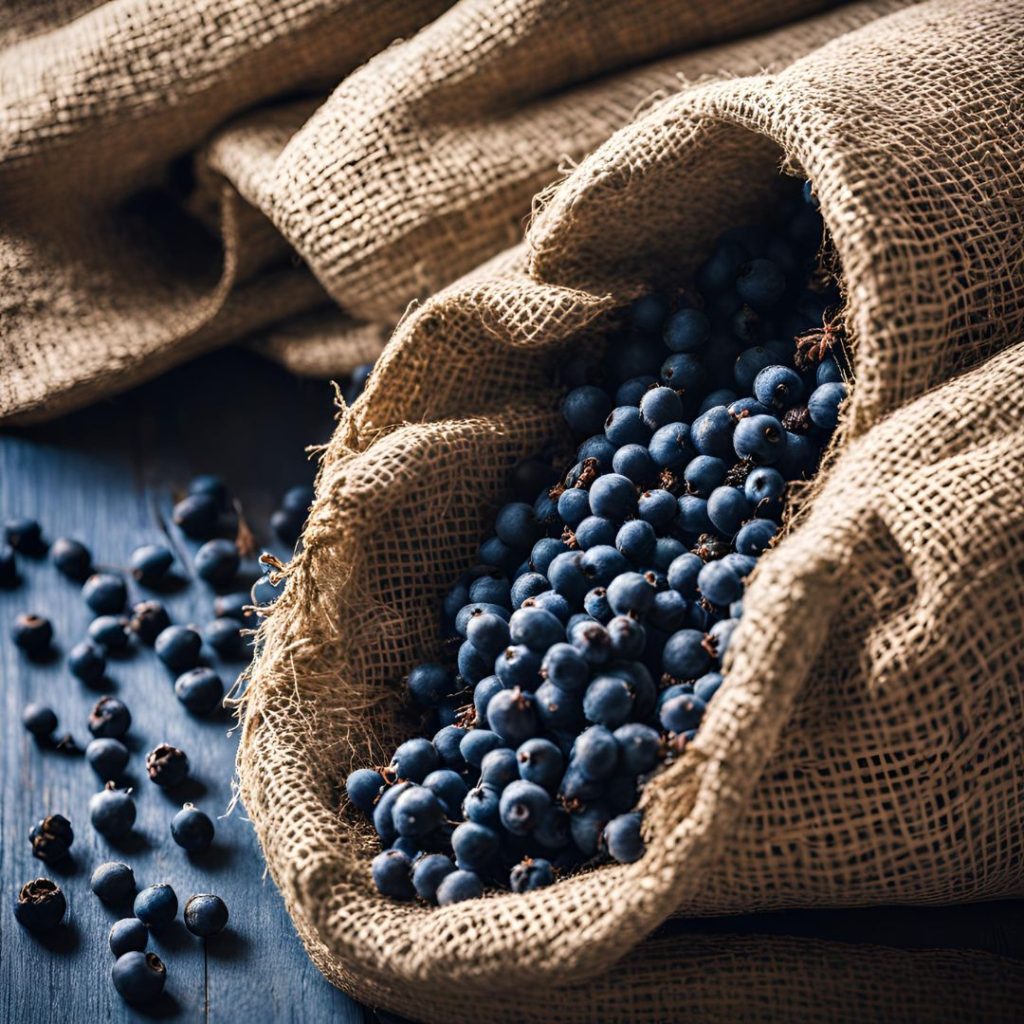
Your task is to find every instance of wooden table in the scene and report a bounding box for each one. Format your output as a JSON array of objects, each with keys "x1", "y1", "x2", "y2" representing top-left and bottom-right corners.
[
  {"x1": 1, "y1": 350, "x2": 363, "y2": 1022},
  {"x1": 3, "y1": 348, "x2": 1022, "y2": 1023}
]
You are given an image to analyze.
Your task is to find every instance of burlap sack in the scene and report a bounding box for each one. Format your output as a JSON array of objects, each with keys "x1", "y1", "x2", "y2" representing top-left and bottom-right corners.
[
  {"x1": 2, "y1": 0, "x2": 887, "y2": 422},
  {"x1": 210, "y1": 0, "x2": 900, "y2": 374},
  {"x1": 235, "y1": 0, "x2": 1024, "y2": 1019}
]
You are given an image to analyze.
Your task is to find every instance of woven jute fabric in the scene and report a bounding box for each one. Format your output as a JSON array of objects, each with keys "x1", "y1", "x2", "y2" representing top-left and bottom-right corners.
[
  {"x1": 0, "y1": 0, "x2": 450, "y2": 422},
  {"x1": 2, "y1": 0, "x2": 889, "y2": 421},
  {"x1": 235, "y1": 0, "x2": 1024, "y2": 1019}
]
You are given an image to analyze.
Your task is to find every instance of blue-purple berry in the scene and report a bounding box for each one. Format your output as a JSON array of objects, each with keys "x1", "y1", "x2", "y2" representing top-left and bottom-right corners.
[
  {"x1": 91, "y1": 861, "x2": 136, "y2": 904},
  {"x1": 171, "y1": 804, "x2": 214, "y2": 851},
  {"x1": 174, "y1": 667, "x2": 224, "y2": 715},
  {"x1": 134, "y1": 883, "x2": 177, "y2": 928},
  {"x1": 51, "y1": 537, "x2": 92, "y2": 581}
]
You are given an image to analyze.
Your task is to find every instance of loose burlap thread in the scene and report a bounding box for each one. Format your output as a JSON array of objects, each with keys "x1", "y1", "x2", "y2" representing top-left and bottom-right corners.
[
  {"x1": 3, "y1": 0, "x2": 901, "y2": 422},
  {"x1": 235, "y1": 0, "x2": 1024, "y2": 1019}
]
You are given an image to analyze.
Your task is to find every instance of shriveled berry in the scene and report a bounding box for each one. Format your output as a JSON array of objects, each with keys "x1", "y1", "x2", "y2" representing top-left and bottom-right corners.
[
  {"x1": 15, "y1": 878, "x2": 66, "y2": 931},
  {"x1": 146, "y1": 743, "x2": 190, "y2": 788},
  {"x1": 184, "y1": 893, "x2": 229, "y2": 937},
  {"x1": 30, "y1": 814, "x2": 74, "y2": 862},
  {"x1": 51, "y1": 538, "x2": 92, "y2": 581},
  {"x1": 171, "y1": 804, "x2": 214, "y2": 852}
]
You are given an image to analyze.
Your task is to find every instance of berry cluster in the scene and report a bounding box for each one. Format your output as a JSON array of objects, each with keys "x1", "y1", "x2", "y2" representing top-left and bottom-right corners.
[
  {"x1": 5, "y1": 470, "x2": 307, "y2": 1004},
  {"x1": 349, "y1": 182, "x2": 848, "y2": 904}
]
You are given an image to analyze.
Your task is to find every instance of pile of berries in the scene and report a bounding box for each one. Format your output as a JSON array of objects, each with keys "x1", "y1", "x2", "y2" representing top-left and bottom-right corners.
[
  {"x1": 5, "y1": 471, "x2": 312, "y2": 1004},
  {"x1": 348, "y1": 181, "x2": 848, "y2": 905}
]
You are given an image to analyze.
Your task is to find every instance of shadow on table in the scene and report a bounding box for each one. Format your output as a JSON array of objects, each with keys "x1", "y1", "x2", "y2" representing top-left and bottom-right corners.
[{"x1": 365, "y1": 900, "x2": 1024, "y2": 1024}]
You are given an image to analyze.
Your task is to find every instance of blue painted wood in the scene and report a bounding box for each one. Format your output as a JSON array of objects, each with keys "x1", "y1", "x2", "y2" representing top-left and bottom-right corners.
[{"x1": 0, "y1": 351, "x2": 366, "y2": 1024}]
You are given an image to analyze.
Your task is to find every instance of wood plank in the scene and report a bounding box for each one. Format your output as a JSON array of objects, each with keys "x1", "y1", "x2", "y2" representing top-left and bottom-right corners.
[{"x1": 1, "y1": 350, "x2": 364, "y2": 1023}]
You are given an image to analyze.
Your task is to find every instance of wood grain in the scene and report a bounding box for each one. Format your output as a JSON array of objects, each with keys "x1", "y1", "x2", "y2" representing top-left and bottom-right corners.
[{"x1": 0, "y1": 350, "x2": 365, "y2": 1023}]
